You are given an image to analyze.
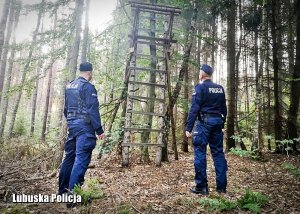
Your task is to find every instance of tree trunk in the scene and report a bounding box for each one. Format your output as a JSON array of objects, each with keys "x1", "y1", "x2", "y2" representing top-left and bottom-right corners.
[
  {"x1": 226, "y1": 0, "x2": 236, "y2": 151},
  {"x1": 286, "y1": 0, "x2": 300, "y2": 151},
  {"x1": 0, "y1": 1, "x2": 20, "y2": 137},
  {"x1": 0, "y1": 0, "x2": 15, "y2": 102},
  {"x1": 69, "y1": 0, "x2": 84, "y2": 80},
  {"x1": 8, "y1": 0, "x2": 44, "y2": 137},
  {"x1": 81, "y1": 0, "x2": 90, "y2": 63},
  {"x1": 163, "y1": 1, "x2": 198, "y2": 161},
  {"x1": 40, "y1": 11, "x2": 58, "y2": 142},
  {"x1": 30, "y1": 60, "x2": 43, "y2": 136},
  {"x1": 181, "y1": 65, "x2": 189, "y2": 152},
  {"x1": 0, "y1": 0, "x2": 10, "y2": 51},
  {"x1": 270, "y1": 0, "x2": 283, "y2": 151},
  {"x1": 140, "y1": 0, "x2": 157, "y2": 162}
]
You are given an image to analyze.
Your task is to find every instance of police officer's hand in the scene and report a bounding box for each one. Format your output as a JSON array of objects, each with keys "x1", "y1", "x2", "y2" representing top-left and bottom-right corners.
[
  {"x1": 98, "y1": 133, "x2": 106, "y2": 140},
  {"x1": 185, "y1": 131, "x2": 192, "y2": 138}
]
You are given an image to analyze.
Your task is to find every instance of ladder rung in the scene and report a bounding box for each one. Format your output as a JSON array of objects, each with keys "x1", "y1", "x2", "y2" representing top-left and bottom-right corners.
[
  {"x1": 128, "y1": 95, "x2": 164, "y2": 102},
  {"x1": 135, "y1": 54, "x2": 165, "y2": 60},
  {"x1": 130, "y1": 1, "x2": 181, "y2": 14},
  {"x1": 138, "y1": 28, "x2": 165, "y2": 33},
  {"x1": 124, "y1": 127, "x2": 164, "y2": 132},
  {"x1": 129, "y1": 34, "x2": 176, "y2": 43},
  {"x1": 128, "y1": 110, "x2": 164, "y2": 117},
  {"x1": 137, "y1": 40, "x2": 169, "y2": 47},
  {"x1": 122, "y1": 143, "x2": 165, "y2": 147},
  {"x1": 129, "y1": 81, "x2": 166, "y2": 88},
  {"x1": 137, "y1": 8, "x2": 179, "y2": 15},
  {"x1": 129, "y1": 66, "x2": 166, "y2": 73}
]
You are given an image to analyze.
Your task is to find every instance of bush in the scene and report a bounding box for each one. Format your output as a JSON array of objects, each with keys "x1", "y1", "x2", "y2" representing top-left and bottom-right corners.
[
  {"x1": 198, "y1": 197, "x2": 237, "y2": 212},
  {"x1": 282, "y1": 162, "x2": 300, "y2": 178},
  {"x1": 13, "y1": 116, "x2": 27, "y2": 136},
  {"x1": 73, "y1": 178, "x2": 104, "y2": 205},
  {"x1": 229, "y1": 148, "x2": 257, "y2": 159},
  {"x1": 198, "y1": 189, "x2": 268, "y2": 213},
  {"x1": 237, "y1": 189, "x2": 269, "y2": 214}
]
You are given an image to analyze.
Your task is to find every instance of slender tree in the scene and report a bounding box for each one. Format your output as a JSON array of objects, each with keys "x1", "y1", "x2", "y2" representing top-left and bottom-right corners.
[
  {"x1": 286, "y1": 0, "x2": 300, "y2": 151},
  {"x1": 226, "y1": 0, "x2": 236, "y2": 151},
  {"x1": 0, "y1": 0, "x2": 20, "y2": 137},
  {"x1": 81, "y1": 0, "x2": 90, "y2": 63},
  {"x1": 8, "y1": 0, "x2": 45, "y2": 137},
  {"x1": 69, "y1": 0, "x2": 84, "y2": 79},
  {"x1": 40, "y1": 11, "x2": 58, "y2": 142},
  {"x1": 0, "y1": 0, "x2": 10, "y2": 52},
  {"x1": 0, "y1": 0, "x2": 15, "y2": 102}
]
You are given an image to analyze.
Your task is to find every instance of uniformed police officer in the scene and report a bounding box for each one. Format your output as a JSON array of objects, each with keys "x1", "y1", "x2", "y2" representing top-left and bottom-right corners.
[
  {"x1": 58, "y1": 62, "x2": 105, "y2": 196},
  {"x1": 186, "y1": 64, "x2": 227, "y2": 195}
]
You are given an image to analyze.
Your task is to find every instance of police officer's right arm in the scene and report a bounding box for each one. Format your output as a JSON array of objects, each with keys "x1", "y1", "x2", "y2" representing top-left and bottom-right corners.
[{"x1": 186, "y1": 85, "x2": 203, "y2": 133}]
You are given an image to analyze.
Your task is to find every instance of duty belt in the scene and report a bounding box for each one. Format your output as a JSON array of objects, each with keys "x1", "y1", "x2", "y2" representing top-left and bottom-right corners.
[{"x1": 198, "y1": 113, "x2": 222, "y2": 121}]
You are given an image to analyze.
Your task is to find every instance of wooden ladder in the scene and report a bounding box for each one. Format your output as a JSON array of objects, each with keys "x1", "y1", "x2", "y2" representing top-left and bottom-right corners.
[{"x1": 122, "y1": 1, "x2": 181, "y2": 167}]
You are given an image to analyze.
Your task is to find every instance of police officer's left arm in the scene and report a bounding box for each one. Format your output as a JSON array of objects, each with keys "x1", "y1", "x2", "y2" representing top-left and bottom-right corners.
[
  {"x1": 83, "y1": 84, "x2": 104, "y2": 135},
  {"x1": 221, "y1": 86, "x2": 227, "y2": 123},
  {"x1": 186, "y1": 85, "x2": 203, "y2": 133},
  {"x1": 63, "y1": 90, "x2": 67, "y2": 118}
]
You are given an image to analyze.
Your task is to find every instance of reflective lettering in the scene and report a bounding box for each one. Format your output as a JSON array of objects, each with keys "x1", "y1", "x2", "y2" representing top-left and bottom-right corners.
[{"x1": 209, "y1": 88, "x2": 223, "y2": 93}]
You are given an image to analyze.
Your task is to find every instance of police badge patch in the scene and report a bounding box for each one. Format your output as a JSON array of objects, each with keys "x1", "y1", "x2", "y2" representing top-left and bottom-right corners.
[{"x1": 192, "y1": 88, "x2": 196, "y2": 95}]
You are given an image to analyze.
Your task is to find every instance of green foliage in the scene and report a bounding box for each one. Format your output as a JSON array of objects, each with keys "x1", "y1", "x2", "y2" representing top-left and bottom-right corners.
[
  {"x1": 275, "y1": 139, "x2": 295, "y2": 156},
  {"x1": 199, "y1": 189, "x2": 268, "y2": 213},
  {"x1": 237, "y1": 189, "x2": 269, "y2": 214},
  {"x1": 116, "y1": 204, "x2": 133, "y2": 214},
  {"x1": 13, "y1": 115, "x2": 27, "y2": 136},
  {"x1": 281, "y1": 162, "x2": 300, "y2": 178},
  {"x1": 72, "y1": 178, "x2": 104, "y2": 205},
  {"x1": 2, "y1": 205, "x2": 30, "y2": 214},
  {"x1": 229, "y1": 148, "x2": 257, "y2": 159},
  {"x1": 198, "y1": 196, "x2": 237, "y2": 212}
]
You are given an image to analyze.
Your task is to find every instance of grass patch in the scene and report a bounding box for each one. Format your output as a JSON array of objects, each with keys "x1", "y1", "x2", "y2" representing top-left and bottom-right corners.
[
  {"x1": 116, "y1": 204, "x2": 133, "y2": 214},
  {"x1": 198, "y1": 189, "x2": 268, "y2": 213},
  {"x1": 229, "y1": 148, "x2": 257, "y2": 159},
  {"x1": 237, "y1": 189, "x2": 269, "y2": 214},
  {"x1": 282, "y1": 162, "x2": 300, "y2": 179},
  {"x1": 2, "y1": 205, "x2": 30, "y2": 214},
  {"x1": 73, "y1": 178, "x2": 104, "y2": 205},
  {"x1": 198, "y1": 196, "x2": 237, "y2": 212}
]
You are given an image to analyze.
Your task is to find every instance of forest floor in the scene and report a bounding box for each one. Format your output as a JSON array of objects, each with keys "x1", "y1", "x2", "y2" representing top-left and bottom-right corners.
[{"x1": 0, "y1": 148, "x2": 300, "y2": 214}]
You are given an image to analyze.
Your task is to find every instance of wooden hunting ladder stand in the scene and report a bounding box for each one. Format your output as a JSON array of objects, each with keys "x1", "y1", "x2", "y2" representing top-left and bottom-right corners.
[{"x1": 122, "y1": 1, "x2": 181, "y2": 167}]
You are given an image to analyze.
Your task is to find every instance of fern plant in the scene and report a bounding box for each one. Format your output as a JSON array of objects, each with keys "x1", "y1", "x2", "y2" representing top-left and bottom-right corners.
[
  {"x1": 282, "y1": 162, "x2": 300, "y2": 179},
  {"x1": 237, "y1": 189, "x2": 269, "y2": 214},
  {"x1": 73, "y1": 178, "x2": 104, "y2": 205},
  {"x1": 229, "y1": 148, "x2": 257, "y2": 159},
  {"x1": 198, "y1": 197, "x2": 237, "y2": 212}
]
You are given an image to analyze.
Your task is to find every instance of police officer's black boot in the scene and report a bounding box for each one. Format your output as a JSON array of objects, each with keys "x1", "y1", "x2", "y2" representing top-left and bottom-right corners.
[
  {"x1": 216, "y1": 188, "x2": 226, "y2": 194},
  {"x1": 190, "y1": 185, "x2": 209, "y2": 195}
]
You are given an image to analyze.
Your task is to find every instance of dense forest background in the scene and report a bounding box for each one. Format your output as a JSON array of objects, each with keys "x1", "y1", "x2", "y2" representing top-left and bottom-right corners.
[{"x1": 0, "y1": 0, "x2": 299, "y2": 213}]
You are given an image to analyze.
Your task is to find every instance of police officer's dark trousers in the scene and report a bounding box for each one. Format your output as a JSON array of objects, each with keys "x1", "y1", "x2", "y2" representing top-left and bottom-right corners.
[
  {"x1": 58, "y1": 122, "x2": 96, "y2": 195},
  {"x1": 193, "y1": 116, "x2": 227, "y2": 191}
]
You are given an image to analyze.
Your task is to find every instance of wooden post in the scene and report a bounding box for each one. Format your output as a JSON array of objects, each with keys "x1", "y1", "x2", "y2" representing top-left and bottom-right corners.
[{"x1": 122, "y1": 8, "x2": 140, "y2": 167}]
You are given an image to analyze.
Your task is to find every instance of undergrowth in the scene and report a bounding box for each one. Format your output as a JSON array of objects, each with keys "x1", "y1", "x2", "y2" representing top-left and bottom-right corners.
[
  {"x1": 198, "y1": 189, "x2": 269, "y2": 213},
  {"x1": 73, "y1": 178, "x2": 104, "y2": 205},
  {"x1": 281, "y1": 162, "x2": 300, "y2": 179},
  {"x1": 229, "y1": 148, "x2": 258, "y2": 159}
]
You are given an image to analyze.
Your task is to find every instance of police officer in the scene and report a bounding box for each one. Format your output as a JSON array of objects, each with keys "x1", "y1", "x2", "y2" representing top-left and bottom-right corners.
[
  {"x1": 58, "y1": 62, "x2": 105, "y2": 196},
  {"x1": 186, "y1": 64, "x2": 227, "y2": 195}
]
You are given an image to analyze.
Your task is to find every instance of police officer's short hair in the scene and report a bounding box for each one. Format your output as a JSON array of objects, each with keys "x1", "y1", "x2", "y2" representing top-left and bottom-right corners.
[{"x1": 80, "y1": 62, "x2": 93, "y2": 72}]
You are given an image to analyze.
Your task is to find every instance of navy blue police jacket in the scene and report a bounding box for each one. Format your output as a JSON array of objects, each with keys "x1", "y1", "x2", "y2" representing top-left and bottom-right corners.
[
  {"x1": 64, "y1": 76, "x2": 104, "y2": 135},
  {"x1": 186, "y1": 79, "x2": 227, "y2": 132}
]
